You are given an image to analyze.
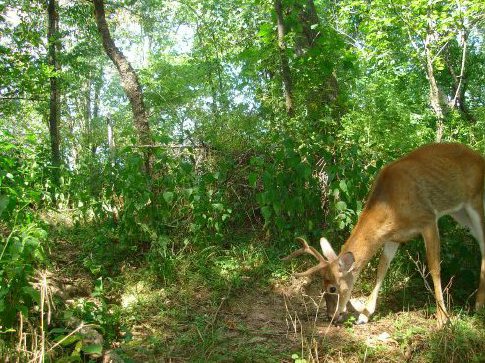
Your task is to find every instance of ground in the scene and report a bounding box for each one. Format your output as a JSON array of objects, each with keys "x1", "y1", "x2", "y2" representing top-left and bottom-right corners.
[
  {"x1": 43, "y1": 212, "x2": 485, "y2": 363},
  {"x1": 114, "y1": 277, "x2": 428, "y2": 363}
]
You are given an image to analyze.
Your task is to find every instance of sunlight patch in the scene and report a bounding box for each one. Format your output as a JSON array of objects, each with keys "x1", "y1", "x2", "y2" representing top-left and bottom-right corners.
[{"x1": 121, "y1": 281, "x2": 166, "y2": 309}]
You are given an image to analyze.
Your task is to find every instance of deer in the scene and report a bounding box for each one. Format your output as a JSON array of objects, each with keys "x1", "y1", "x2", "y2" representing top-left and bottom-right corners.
[{"x1": 285, "y1": 143, "x2": 485, "y2": 327}]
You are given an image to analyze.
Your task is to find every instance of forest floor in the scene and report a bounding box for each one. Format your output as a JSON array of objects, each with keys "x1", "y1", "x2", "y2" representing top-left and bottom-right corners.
[
  {"x1": 44, "y1": 212, "x2": 485, "y2": 363},
  {"x1": 115, "y1": 278, "x2": 430, "y2": 363}
]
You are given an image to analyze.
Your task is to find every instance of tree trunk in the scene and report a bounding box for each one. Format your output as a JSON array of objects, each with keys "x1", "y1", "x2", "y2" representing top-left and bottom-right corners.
[
  {"x1": 93, "y1": 0, "x2": 152, "y2": 173},
  {"x1": 445, "y1": 31, "x2": 475, "y2": 123},
  {"x1": 47, "y1": 0, "x2": 61, "y2": 186},
  {"x1": 425, "y1": 48, "x2": 445, "y2": 142},
  {"x1": 85, "y1": 77, "x2": 92, "y2": 128},
  {"x1": 274, "y1": 0, "x2": 295, "y2": 116},
  {"x1": 424, "y1": 24, "x2": 448, "y2": 142},
  {"x1": 294, "y1": 0, "x2": 340, "y2": 115},
  {"x1": 295, "y1": 0, "x2": 320, "y2": 53},
  {"x1": 107, "y1": 117, "x2": 115, "y2": 162},
  {"x1": 92, "y1": 76, "x2": 102, "y2": 155}
]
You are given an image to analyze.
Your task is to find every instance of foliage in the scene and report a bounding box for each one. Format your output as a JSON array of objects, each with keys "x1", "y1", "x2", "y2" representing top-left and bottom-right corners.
[
  {"x1": 0, "y1": 130, "x2": 49, "y2": 329},
  {"x1": 0, "y1": 222, "x2": 46, "y2": 328},
  {"x1": 1, "y1": 0, "x2": 485, "y2": 360},
  {"x1": 251, "y1": 137, "x2": 323, "y2": 241},
  {"x1": 427, "y1": 315, "x2": 485, "y2": 363}
]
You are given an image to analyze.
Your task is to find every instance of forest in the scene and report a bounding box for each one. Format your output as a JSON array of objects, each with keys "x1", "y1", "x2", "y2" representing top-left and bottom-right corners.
[{"x1": 1, "y1": 0, "x2": 485, "y2": 361}]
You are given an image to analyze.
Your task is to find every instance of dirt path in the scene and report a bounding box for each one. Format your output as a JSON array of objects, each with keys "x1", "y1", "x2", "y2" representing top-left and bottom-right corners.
[
  {"x1": 119, "y1": 276, "x2": 430, "y2": 362},
  {"x1": 211, "y1": 279, "x2": 415, "y2": 362}
]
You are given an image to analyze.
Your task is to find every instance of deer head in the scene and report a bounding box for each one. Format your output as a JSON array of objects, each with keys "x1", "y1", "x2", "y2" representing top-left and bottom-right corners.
[{"x1": 284, "y1": 237, "x2": 356, "y2": 321}]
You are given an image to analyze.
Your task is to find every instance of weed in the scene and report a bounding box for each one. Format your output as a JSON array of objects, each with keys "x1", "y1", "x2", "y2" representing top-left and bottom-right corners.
[
  {"x1": 427, "y1": 316, "x2": 485, "y2": 363},
  {"x1": 291, "y1": 352, "x2": 309, "y2": 363}
]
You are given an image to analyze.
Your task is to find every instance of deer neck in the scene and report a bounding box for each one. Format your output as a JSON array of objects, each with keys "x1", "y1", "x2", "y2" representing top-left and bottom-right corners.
[{"x1": 340, "y1": 208, "x2": 390, "y2": 272}]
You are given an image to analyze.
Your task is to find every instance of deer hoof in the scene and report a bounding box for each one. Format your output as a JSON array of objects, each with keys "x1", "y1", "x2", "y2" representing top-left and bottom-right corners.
[{"x1": 356, "y1": 313, "x2": 369, "y2": 325}]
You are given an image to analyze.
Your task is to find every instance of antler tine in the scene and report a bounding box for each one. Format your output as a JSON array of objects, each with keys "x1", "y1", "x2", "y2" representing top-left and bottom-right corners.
[
  {"x1": 283, "y1": 237, "x2": 329, "y2": 276},
  {"x1": 282, "y1": 237, "x2": 310, "y2": 260},
  {"x1": 294, "y1": 264, "x2": 327, "y2": 277}
]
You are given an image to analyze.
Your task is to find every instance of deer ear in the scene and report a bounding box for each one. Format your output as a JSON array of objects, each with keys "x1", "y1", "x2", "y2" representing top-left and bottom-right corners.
[
  {"x1": 320, "y1": 237, "x2": 337, "y2": 261},
  {"x1": 339, "y1": 252, "x2": 355, "y2": 273}
]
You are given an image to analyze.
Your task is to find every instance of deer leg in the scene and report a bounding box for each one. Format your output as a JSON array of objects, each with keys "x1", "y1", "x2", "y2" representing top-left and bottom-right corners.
[
  {"x1": 357, "y1": 242, "x2": 399, "y2": 324},
  {"x1": 464, "y1": 200, "x2": 485, "y2": 310},
  {"x1": 422, "y1": 223, "x2": 448, "y2": 328}
]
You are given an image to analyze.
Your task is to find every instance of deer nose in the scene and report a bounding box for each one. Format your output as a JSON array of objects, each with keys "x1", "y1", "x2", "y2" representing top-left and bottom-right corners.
[{"x1": 337, "y1": 313, "x2": 346, "y2": 323}]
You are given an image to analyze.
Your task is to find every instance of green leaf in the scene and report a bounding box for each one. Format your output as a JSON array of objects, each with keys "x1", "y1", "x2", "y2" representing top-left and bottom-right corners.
[
  {"x1": 356, "y1": 201, "x2": 363, "y2": 213},
  {"x1": 261, "y1": 206, "x2": 272, "y2": 220},
  {"x1": 163, "y1": 191, "x2": 174, "y2": 204},
  {"x1": 55, "y1": 333, "x2": 82, "y2": 346},
  {"x1": 248, "y1": 172, "x2": 258, "y2": 187},
  {"x1": 21, "y1": 286, "x2": 40, "y2": 304},
  {"x1": 250, "y1": 156, "x2": 264, "y2": 167},
  {"x1": 50, "y1": 328, "x2": 70, "y2": 335},
  {"x1": 184, "y1": 188, "x2": 194, "y2": 197},
  {"x1": 55, "y1": 356, "x2": 82, "y2": 363},
  {"x1": 82, "y1": 343, "x2": 103, "y2": 355},
  {"x1": 72, "y1": 340, "x2": 82, "y2": 356},
  {"x1": 273, "y1": 202, "x2": 282, "y2": 216},
  {"x1": 335, "y1": 201, "x2": 347, "y2": 211},
  {"x1": 339, "y1": 180, "x2": 348, "y2": 194},
  {"x1": 212, "y1": 203, "x2": 224, "y2": 211},
  {"x1": 257, "y1": 23, "x2": 273, "y2": 43},
  {"x1": 0, "y1": 195, "x2": 9, "y2": 216}
]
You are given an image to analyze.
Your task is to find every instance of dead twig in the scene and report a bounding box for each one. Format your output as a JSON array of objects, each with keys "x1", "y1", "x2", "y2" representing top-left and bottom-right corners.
[{"x1": 407, "y1": 251, "x2": 433, "y2": 294}]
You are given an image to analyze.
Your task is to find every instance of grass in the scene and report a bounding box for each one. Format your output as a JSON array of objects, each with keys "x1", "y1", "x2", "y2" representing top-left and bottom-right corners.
[
  {"x1": 427, "y1": 314, "x2": 485, "y2": 363},
  {"x1": 6, "y1": 210, "x2": 483, "y2": 362}
]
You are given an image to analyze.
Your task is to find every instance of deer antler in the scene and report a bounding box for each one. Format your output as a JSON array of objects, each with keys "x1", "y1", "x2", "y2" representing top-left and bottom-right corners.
[{"x1": 283, "y1": 237, "x2": 329, "y2": 277}]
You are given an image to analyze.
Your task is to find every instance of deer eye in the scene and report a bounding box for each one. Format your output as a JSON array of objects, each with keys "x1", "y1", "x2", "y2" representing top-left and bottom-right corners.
[{"x1": 328, "y1": 286, "x2": 337, "y2": 294}]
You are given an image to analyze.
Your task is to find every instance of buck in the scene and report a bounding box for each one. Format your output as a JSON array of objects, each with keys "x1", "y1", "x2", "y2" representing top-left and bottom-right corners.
[{"x1": 285, "y1": 143, "x2": 485, "y2": 327}]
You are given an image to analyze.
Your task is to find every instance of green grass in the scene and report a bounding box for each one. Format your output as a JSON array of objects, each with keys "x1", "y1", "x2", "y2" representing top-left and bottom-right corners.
[
  {"x1": 427, "y1": 314, "x2": 485, "y2": 363},
  {"x1": 32, "y1": 211, "x2": 485, "y2": 362}
]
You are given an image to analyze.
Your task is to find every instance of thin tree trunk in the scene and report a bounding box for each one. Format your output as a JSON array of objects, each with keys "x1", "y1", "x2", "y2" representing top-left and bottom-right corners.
[
  {"x1": 93, "y1": 0, "x2": 152, "y2": 173},
  {"x1": 295, "y1": 0, "x2": 320, "y2": 53},
  {"x1": 445, "y1": 31, "x2": 475, "y2": 123},
  {"x1": 295, "y1": 0, "x2": 339, "y2": 112},
  {"x1": 274, "y1": 0, "x2": 295, "y2": 116},
  {"x1": 86, "y1": 77, "x2": 92, "y2": 127},
  {"x1": 47, "y1": 0, "x2": 61, "y2": 186},
  {"x1": 425, "y1": 47, "x2": 445, "y2": 142},
  {"x1": 424, "y1": 22, "x2": 448, "y2": 142},
  {"x1": 107, "y1": 117, "x2": 115, "y2": 162},
  {"x1": 92, "y1": 77, "x2": 101, "y2": 155}
]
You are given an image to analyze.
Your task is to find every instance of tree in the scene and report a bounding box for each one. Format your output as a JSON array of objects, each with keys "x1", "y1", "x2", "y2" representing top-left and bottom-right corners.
[
  {"x1": 92, "y1": 0, "x2": 153, "y2": 173},
  {"x1": 337, "y1": 0, "x2": 485, "y2": 141},
  {"x1": 47, "y1": 0, "x2": 62, "y2": 186},
  {"x1": 274, "y1": 0, "x2": 295, "y2": 116}
]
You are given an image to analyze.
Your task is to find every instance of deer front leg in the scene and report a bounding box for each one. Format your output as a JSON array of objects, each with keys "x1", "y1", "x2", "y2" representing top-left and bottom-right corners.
[
  {"x1": 357, "y1": 242, "x2": 399, "y2": 324},
  {"x1": 423, "y1": 223, "x2": 448, "y2": 328}
]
